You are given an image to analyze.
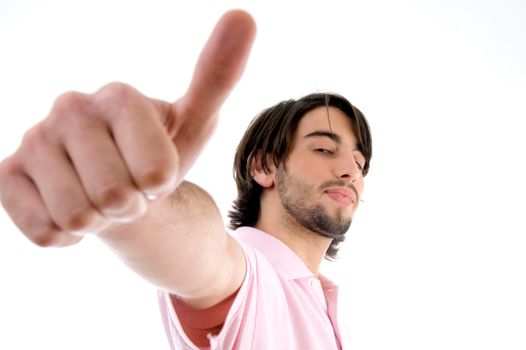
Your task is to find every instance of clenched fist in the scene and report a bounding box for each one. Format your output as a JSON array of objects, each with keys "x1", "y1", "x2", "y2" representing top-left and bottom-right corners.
[{"x1": 0, "y1": 10, "x2": 256, "y2": 248}]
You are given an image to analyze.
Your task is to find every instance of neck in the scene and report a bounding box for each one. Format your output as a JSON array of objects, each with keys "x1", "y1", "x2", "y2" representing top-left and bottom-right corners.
[{"x1": 256, "y1": 193, "x2": 331, "y2": 276}]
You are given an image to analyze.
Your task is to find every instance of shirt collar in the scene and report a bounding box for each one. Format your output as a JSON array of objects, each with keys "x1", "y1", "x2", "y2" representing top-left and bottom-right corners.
[{"x1": 232, "y1": 226, "x2": 318, "y2": 281}]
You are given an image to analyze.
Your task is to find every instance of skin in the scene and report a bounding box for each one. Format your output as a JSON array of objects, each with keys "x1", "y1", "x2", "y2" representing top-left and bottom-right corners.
[
  {"x1": 252, "y1": 107, "x2": 365, "y2": 275},
  {"x1": 0, "y1": 10, "x2": 255, "y2": 309},
  {"x1": 0, "y1": 10, "x2": 365, "y2": 341}
]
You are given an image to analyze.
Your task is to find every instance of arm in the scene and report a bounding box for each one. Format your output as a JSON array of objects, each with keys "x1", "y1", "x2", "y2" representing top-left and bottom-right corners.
[
  {"x1": 99, "y1": 181, "x2": 246, "y2": 308},
  {"x1": 0, "y1": 10, "x2": 255, "y2": 309}
]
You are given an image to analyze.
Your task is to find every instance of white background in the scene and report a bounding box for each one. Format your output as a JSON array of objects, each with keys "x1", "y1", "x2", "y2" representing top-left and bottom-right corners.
[{"x1": 1, "y1": 0, "x2": 525, "y2": 349}]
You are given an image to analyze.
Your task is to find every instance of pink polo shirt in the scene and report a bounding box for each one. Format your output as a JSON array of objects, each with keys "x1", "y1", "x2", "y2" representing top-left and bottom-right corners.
[{"x1": 158, "y1": 227, "x2": 348, "y2": 349}]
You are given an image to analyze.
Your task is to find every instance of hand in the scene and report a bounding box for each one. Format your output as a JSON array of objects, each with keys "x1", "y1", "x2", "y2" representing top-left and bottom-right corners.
[{"x1": 0, "y1": 10, "x2": 256, "y2": 247}]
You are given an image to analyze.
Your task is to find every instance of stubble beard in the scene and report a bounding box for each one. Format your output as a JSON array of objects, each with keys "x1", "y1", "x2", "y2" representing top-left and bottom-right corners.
[{"x1": 276, "y1": 167, "x2": 351, "y2": 240}]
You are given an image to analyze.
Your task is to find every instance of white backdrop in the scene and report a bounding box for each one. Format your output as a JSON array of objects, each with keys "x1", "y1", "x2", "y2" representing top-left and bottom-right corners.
[{"x1": 1, "y1": 0, "x2": 525, "y2": 349}]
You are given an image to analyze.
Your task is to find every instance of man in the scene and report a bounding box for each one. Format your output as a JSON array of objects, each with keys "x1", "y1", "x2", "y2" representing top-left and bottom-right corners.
[{"x1": 0, "y1": 10, "x2": 371, "y2": 350}]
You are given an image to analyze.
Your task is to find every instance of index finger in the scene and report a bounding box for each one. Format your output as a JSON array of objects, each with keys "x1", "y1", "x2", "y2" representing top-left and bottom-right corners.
[{"x1": 175, "y1": 10, "x2": 257, "y2": 128}]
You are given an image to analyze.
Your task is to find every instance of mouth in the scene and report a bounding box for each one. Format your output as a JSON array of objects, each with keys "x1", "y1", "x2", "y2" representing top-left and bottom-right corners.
[{"x1": 324, "y1": 187, "x2": 357, "y2": 207}]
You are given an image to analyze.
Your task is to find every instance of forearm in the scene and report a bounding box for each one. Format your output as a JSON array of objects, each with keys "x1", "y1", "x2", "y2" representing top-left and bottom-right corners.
[
  {"x1": 97, "y1": 181, "x2": 245, "y2": 306},
  {"x1": 0, "y1": 10, "x2": 254, "y2": 309}
]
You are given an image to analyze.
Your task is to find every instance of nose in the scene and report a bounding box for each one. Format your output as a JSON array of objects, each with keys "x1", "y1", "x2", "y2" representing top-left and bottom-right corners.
[{"x1": 334, "y1": 152, "x2": 362, "y2": 182}]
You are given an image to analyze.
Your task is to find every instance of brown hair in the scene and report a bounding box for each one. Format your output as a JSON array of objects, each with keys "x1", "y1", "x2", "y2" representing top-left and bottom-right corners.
[{"x1": 228, "y1": 93, "x2": 372, "y2": 259}]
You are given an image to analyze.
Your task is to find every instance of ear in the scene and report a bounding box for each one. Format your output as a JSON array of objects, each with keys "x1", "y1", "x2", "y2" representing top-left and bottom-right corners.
[{"x1": 249, "y1": 152, "x2": 276, "y2": 188}]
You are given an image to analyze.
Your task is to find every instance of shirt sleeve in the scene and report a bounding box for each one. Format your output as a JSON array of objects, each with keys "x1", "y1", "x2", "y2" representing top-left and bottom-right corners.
[
  {"x1": 157, "y1": 240, "x2": 258, "y2": 350},
  {"x1": 170, "y1": 289, "x2": 238, "y2": 348}
]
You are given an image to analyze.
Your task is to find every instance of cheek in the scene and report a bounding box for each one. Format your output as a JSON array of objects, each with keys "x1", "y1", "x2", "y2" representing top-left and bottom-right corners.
[{"x1": 288, "y1": 157, "x2": 325, "y2": 180}]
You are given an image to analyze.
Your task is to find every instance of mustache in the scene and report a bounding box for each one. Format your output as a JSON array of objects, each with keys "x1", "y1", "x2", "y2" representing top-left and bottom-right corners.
[{"x1": 320, "y1": 180, "x2": 360, "y2": 202}]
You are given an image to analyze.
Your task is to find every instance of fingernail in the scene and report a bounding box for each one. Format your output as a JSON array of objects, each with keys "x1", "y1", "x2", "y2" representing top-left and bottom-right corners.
[
  {"x1": 143, "y1": 173, "x2": 178, "y2": 200},
  {"x1": 71, "y1": 213, "x2": 111, "y2": 236},
  {"x1": 101, "y1": 191, "x2": 148, "y2": 222}
]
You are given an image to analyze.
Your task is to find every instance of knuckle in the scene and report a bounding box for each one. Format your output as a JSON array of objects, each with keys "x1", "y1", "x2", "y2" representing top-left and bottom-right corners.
[
  {"x1": 95, "y1": 82, "x2": 137, "y2": 104},
  {"x1": 92, "y1": 82, "x2": 148, "y2": 122},
  {"x1": 0, "y1": 156, "x2": 18, "y2": 180},
  {"x1": 52, "y1": 91, "x2": 87, "y2": 116},
  {"x1": 47, "y1": 92, "x2": 95, "y2": 134},
  {"x1": 21, "y1": 124, "x2": 45, "y2": 145},
  {"x1": 209, "y1": 67, "x2": 231, "y2": 90},
  {"x1": 19, "y1": 125, "x2": 49, "y2": 157},
  {"x1": 205, "y1": 52, "x2": 238, "y2": 93}
]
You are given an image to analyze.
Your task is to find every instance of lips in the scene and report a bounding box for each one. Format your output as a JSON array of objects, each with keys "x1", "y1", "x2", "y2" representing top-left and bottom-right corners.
[{"x1": 324, "y1": 187, "x2": 356, "y2": 206}]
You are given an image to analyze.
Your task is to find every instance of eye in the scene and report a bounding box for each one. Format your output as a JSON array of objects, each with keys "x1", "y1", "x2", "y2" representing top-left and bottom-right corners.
[
  {"x1": 315, "y1": 148, "x2": 334, "y2": 155},
  {"x1": 353, "y1": 152, "x2": 366, "y2": 172},
  {"x1": 355, "y1": 161, "x2": 364, "y2": 171}
]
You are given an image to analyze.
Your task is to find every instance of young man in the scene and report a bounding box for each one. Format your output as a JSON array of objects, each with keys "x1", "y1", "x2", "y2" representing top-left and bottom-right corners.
[{"x1": 0, "y1": 10, "x2": 371, "y2": 350}]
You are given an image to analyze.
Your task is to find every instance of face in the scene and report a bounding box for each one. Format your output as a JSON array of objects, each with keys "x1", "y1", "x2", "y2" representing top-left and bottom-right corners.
[{"x1": 275, "y1": 106, "x2": 365, "y2": 239}]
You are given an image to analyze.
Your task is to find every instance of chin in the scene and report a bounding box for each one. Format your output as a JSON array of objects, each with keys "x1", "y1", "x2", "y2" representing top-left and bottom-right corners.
[{"x1": 307, "y1": 208, "x2": 351, "y2": 239}]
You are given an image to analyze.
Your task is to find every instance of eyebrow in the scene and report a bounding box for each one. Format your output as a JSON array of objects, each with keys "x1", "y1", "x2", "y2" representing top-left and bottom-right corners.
[
  {"x1": 304, "y1": 130, "x2": 362, "y2": 152},
  {"x1": 304, "y1": 130, "x2": 341, "y2": 144}
]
